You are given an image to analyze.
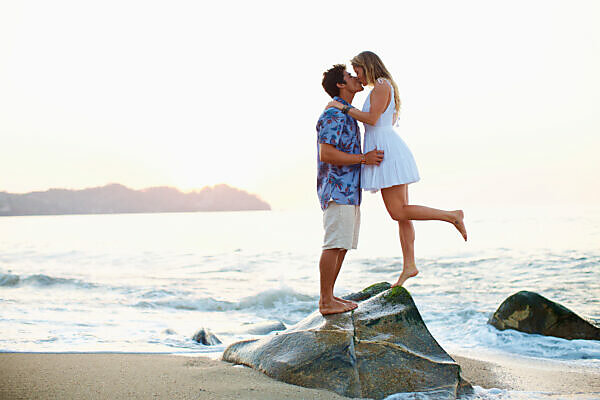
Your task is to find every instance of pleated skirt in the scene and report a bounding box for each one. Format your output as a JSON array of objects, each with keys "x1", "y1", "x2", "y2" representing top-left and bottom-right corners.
[{"x1": 362, "y1": 126, "x2": 420, "y2": 192}]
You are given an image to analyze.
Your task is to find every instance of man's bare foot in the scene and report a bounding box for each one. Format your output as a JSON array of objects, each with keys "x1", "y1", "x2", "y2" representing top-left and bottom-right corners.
[
  {"x1": 451, "y1": 210, "x2": 467, "y2": 241},
  {"x1": 391, "y1": 265, "x2": 419, "y2": 288},
  {"x1": 319, "y1": 299, "x2": 358, "y2": 316},
  {"x1": 335, "y1": 296, "x2": 358, "y2": 308}
]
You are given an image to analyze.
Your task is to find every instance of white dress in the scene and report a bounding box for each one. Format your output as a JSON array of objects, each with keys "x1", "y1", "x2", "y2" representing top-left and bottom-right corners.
[{"x1": 361, "y1": 78, "x2": 420, "y2": 192}]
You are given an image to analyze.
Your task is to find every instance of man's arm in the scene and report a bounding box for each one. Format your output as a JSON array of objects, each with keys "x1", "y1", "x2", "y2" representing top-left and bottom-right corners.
[{"x1": 319, "y1": 144, "x2": 384, "y2": 166}]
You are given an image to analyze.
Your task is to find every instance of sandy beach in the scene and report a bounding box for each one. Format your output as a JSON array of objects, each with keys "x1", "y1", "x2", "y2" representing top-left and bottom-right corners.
[
  {"x1": 452, "y1": 354, "x2": 600, "y2": 398},
  {"x1": 1, "y1": 353, "x2": 599, "y2": 400}
]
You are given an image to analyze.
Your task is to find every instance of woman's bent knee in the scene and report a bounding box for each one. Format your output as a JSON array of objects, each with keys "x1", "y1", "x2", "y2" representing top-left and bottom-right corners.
[{"x1": 391, "y1": 212, "x2": 408, "y2": 222}]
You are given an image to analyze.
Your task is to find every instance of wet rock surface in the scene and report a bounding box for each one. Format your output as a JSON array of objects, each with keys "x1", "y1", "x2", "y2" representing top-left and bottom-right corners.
[
  {"x1": 222, "y1": 283, "x2": 471, "y2": 399},
  {"x1": 488, "y1": 291, "x2": 600, "y2": 340}
]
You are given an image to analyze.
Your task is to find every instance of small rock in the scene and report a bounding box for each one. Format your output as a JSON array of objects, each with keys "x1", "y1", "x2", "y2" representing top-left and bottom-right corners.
[
  {"x1": 193, "y1": 328, "x2": 222, "y2": 345},
  {"x1": 488, "y1": 291, "x2": 600, "y2": 340}
]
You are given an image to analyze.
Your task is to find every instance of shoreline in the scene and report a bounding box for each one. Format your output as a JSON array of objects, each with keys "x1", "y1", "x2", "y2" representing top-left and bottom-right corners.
[{"x1": 1, "y1": 352, "x2": 599, "y2": 399}]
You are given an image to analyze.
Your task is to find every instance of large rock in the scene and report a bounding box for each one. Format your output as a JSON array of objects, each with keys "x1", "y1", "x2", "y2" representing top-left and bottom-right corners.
[
  {"x1": 488, "y1": 291, "x2": 600, "y2": 340},
  {"x1": 223, "y1": 283, "x2": 472, "y2": 399}
]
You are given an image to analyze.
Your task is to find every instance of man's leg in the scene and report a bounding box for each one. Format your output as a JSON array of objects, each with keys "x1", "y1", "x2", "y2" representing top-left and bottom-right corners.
[
  {"x1": 331, "y1": 250, "x2": 357, "y2": 306},
  {"x1": 320, "y1": 202, "x2": 359, "y2": 315},
  {"x1": 332, "y1": 249, "x2": 347, "y2": 283},
  {"x1": 319, "y1": 248, "x2": 356, "y2": 315}
]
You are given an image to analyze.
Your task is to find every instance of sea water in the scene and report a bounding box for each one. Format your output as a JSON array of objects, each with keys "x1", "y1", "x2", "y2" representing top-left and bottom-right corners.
[{"x1": 1, "y1": 201, "x2": 599, "y2": 398}]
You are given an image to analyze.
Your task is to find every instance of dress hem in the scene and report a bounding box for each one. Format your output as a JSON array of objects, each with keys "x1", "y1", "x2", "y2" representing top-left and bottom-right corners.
[{"x1": 362, "y1": 178, "x2": 420, "y2": 193}]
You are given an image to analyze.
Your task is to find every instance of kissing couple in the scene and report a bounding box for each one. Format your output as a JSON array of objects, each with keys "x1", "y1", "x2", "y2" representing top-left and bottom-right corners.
[{"x1": 316, "y1": 51, "x2": 467, "y2": 316}]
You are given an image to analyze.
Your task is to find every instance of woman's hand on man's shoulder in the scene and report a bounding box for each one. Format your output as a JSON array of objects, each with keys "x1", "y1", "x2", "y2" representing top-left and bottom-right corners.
[{"x1": 325, "y1": 100, "x2": 343, "y2": 112}]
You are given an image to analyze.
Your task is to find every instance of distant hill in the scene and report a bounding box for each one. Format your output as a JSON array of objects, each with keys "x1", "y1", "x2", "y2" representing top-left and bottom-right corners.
[{"x1": 0, "y1": 183, "x2": 271, "y2": 216}]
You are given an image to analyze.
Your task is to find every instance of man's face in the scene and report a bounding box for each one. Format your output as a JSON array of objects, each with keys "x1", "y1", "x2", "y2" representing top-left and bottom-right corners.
[{"x1": 342, "y1": 71, "x2": 364, "y2": 93}]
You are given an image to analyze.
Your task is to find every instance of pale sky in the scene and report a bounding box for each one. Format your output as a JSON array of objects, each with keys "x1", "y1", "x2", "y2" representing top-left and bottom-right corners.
[{"x1": 1, "y1": 0, "x2": 599, "y2": 210}]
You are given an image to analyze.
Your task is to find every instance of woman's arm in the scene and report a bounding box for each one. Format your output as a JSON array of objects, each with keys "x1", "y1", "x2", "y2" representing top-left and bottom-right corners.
[{"x1": 327, "y1": 81, "x2": 391, "y2": 125}]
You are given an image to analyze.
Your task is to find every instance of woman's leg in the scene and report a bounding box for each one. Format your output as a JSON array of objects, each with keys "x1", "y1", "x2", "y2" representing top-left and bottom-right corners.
[
  {"x1": 381, "y1": 185, "x2": 467, "y2": 240},
  {"x1": 395, "y1": 185, "x2": 418, "y2": 287},
  {"x1": 381, "y1": 184, "x2": 467, "y2": 287}
]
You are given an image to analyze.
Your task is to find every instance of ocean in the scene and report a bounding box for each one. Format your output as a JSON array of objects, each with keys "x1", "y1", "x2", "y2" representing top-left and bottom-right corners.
[{"x1": 1, "y1": 201, "x2": 599, "y2": 399}]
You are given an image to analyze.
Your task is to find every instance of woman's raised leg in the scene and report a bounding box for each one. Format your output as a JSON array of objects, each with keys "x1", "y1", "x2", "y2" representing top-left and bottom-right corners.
[
  {"x1": 381, "y1": 184, "x2": 467, "y2": 287},
  {"x1": 381, "y1": 185, "x2": 467, "y2": 240}
]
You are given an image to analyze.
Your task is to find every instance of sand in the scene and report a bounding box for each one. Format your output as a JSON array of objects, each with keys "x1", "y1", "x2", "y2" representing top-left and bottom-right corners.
[
  {"x1": 0, "y1": 353, "x2": 348, "y2": 400},
  {"x1": 1, "y1": 352, "x2": 599, "y2": 399},
  {"x1": 453, "y1": 353, "x2": 600, "y2": 396}
]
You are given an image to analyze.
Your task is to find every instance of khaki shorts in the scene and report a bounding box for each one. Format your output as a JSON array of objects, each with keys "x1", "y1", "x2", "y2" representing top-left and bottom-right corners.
[{"x1": 322, "y1": 201, "x2": 360, "y2": 250}]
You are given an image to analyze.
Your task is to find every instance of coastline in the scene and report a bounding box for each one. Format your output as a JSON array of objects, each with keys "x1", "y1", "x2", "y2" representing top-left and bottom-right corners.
[{"x1": 1, "y1": 353, "x2": 599, "y2": 399}]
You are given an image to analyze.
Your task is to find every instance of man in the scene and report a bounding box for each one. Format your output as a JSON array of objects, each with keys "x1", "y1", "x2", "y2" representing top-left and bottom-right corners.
[{"x1": 316, "y1": 64, "x2": 384, "y2": 315}]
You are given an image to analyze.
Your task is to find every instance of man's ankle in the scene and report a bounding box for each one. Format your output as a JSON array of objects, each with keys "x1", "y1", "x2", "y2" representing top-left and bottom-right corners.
[{"x1": 319, "y1": 295, "x2": 335, "y2": 305}]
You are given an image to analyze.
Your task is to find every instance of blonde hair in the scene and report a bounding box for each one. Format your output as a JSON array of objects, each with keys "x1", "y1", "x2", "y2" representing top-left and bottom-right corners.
[{"x1": 351, "y1": 51, "x2": 401, "y2": 113}]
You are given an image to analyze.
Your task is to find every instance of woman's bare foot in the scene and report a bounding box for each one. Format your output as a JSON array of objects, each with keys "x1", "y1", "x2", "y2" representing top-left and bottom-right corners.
[
  {"x1": 335, "y1": 296, "x2": 358, "y2": 308},
  {"x1": 319, "y1": 299, "x2": 358, "y2": 316},
  {"x1": 391, "y1": 265, "x2": 419, "y2": 288},
  {"x1": 451, "y1": 210, "x2": 467, "y2": 241}
]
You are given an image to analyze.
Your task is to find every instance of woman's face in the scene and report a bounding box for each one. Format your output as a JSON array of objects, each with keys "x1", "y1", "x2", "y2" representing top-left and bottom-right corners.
[{"x1": 353, "y1": 65, "x2": 367, "y2": 85}]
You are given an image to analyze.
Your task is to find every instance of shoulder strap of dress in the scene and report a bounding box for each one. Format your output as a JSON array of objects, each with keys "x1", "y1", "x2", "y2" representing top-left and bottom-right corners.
[
  {"x1": 376, "y1": 78, "x2": 394, "y2": 110},
  {"x1": 376, "y1": 77, "x2": 391, "y2": 87},
  {"x1": 376, "y1": 78, "x2": 393, "y2": 95}
]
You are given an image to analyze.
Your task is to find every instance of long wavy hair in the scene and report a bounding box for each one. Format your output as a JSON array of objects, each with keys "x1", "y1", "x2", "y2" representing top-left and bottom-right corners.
[{"x1": 351, "y1": 51, "x2": 401, "y2": 113}]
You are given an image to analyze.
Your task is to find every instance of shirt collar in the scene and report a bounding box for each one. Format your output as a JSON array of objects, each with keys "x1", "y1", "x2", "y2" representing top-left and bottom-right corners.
[{"x1": 333, "y1": 96, "x2": 351, "y2": 107}]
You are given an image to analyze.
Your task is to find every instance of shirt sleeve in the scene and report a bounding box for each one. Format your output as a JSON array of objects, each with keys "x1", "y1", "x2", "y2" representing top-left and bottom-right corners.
[{"x1": 317, "y1": 110, "x2": 344, "y2": 146}]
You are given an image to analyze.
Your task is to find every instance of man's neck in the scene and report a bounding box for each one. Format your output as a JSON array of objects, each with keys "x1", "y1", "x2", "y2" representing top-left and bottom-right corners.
[{"x1": 338, "y1": 91, "x2": 354, "y2": 105}]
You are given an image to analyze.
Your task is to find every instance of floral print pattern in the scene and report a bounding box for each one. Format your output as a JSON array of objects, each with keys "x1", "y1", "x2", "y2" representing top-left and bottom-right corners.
[{"x1": 316, "y1": 96, "x2": 362, "y2": 210}]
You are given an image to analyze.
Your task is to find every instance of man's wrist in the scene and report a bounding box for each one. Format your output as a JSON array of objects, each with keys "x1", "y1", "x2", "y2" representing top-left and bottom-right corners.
[
  {"x1": 342, "y1": 105, "x2": 353, "y2": 114},
  {"x1": 360, "y1": 154, "x2": 366, "y2": 164}
]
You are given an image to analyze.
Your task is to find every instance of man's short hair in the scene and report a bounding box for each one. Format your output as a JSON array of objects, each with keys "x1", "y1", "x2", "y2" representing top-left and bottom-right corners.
[{"x1": 322, "y1": 64, "x2": 346, "y2": 98}]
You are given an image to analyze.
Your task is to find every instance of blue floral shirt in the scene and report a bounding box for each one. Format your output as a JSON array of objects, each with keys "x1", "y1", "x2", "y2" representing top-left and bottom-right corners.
[{"x1": 316, "y1": 97, "x2": 362, "y2": 211}]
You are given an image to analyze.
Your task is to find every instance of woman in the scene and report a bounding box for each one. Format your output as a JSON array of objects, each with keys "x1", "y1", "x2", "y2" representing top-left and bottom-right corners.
[{"x1": 328, "y1": 51, "x2": 467, "y2": 288}]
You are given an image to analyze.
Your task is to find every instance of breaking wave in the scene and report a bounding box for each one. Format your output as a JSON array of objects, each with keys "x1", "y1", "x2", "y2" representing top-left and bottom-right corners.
[
  {"x1": 132, "y1": 287, "x2": 315, "y2": 313},
  {"x1": 0, "y1": 272, "x2": 97, "y2": 289}
]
